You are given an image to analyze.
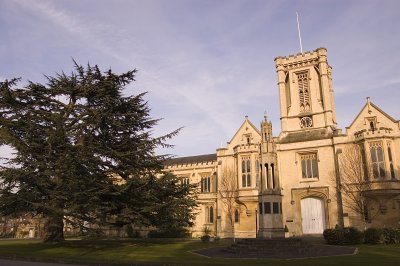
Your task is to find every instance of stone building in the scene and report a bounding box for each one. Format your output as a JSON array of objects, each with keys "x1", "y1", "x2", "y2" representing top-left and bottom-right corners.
[{"x1": 164, "y1": 47, "x2": 400, "y2": 238}]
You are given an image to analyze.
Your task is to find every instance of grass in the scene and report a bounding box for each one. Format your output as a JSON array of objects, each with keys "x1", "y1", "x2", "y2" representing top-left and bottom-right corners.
[{"x1": 0, "y1": 238, "x2": 399, "y2": 266}]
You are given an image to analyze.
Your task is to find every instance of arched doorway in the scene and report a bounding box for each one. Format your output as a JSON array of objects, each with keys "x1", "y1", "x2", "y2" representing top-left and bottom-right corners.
[{"x1": 301, "y1": 197, "x2": 326, "y2": 234}]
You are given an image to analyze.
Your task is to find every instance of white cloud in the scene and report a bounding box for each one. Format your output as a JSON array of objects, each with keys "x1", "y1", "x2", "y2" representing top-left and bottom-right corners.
[{"x1": 2, "y1": 0, "x2": 400, "y2": 157}]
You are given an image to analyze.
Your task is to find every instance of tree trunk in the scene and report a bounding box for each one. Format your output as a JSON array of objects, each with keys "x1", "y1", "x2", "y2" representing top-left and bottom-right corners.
[{"x1": 43, "y1": 215, "x2": 65, "y2": 243}]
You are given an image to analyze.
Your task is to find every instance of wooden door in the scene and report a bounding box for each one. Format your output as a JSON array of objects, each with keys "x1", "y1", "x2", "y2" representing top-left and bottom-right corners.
[{"x1": 301, "y1": 197, "x2": 325, "y2": 234}]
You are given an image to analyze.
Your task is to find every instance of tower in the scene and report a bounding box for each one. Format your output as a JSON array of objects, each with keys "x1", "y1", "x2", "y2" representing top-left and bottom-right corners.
[
  {"x1": 275, "y1": 48, "x2": 337, "y2": 138},
  {"x1": 257, "y1": 114, "x2": 284, "y2": 238}
]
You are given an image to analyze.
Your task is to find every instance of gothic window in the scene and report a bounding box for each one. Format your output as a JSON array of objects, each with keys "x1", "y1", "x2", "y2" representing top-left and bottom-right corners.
[
  {"x1": 387, "y1": 142, "x2": 395, "y2": 179},
  {"x1": 243, "y1": 133, "x2": 252, "y2": 144},
  {"x1": 271, "y1": 163, "x2": 276, "y2": 188},
  {"x1": 297, "y1": 71, "x2": 310, "y2": 112},
  {"x1": 234, "y1": 209, "x2": 239, "y2": 223},
  {"x1": 259, "y1": 202, "x2": 263, "y2": 215},
  {"x1": 300, "y1": 153, "x2": 318, "y2": 179},
  {"x1": 367, "y1": 117, "x2": 377, "y2": 131},
  {"x1": 255, "y1": 160, "x2": 260, "y2": 187},
  {"x1": 370, "y1": 142, "x2": 386, "y2": 179},
  {"x1": 241, "y1": 157, "x2": 251, "y2": 187},
  {"x1": 285, "y1": 72, "x2": 291, "y2": 108},
  {"x1": 205, "y1": 206, "x2": 214, "y2": 223},
  {"x1": 359, "y1": 144, "x2": 369, "y2": 181},
  {"x1": 200, "y1": 176, "x2": 211, "y2": 192}
]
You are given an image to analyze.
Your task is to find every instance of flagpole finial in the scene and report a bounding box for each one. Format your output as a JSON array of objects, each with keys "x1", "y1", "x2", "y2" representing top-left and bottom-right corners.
[{"x1": 296, "y1": 12, "x2": 303, "y2": 53}]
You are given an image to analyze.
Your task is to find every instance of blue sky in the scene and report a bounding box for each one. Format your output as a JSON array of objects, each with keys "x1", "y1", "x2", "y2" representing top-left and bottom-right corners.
[{"x1": 1, "y1": 0, "x2": 400, "y2": 158}]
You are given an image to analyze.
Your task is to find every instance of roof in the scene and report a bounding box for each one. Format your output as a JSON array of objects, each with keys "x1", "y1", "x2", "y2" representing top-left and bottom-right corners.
[
  {"x1": 164, "y1": 153, "x2": 217, "y2": 166},
  {"x1": 228, "y1": 116, "x2": 261, "y2": 144},
  {"x1": 347, "y1": 99, "x2": 398, "y2": 129}
]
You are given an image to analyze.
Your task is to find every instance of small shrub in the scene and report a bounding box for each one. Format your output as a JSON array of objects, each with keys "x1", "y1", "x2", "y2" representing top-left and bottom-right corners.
[
  {"x1": 382, "y1": 228, "x2": 400, "y2": 244},
  {"x1": 200, "y1": 235, "x2": 210, "y2": 243},
  {"x1": 364, "y1": 228, "x2": 383, "y2": 244},
  {"x1": 323, "y1": 228, "x2": 345, "y2": 245},
  {"x1": 344, "y1": 227, "x2": 364, "y2": 244},
  {"x1": 323, "y1": 227, "x2": 363, "y2": 245}
]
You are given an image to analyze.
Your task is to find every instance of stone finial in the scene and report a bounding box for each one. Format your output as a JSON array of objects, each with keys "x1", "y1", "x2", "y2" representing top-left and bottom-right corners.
[
  {"x1": 367, "y1": 97, "x2": 372, "y2": 114},
  {"x1": 264, "y1": 111, "x2": 268, "y2": 122}
]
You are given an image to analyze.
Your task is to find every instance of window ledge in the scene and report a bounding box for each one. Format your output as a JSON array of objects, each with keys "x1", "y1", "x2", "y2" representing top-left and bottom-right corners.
[{"x1": 300, "y1": 178, "x2": 319, "y2": 183}]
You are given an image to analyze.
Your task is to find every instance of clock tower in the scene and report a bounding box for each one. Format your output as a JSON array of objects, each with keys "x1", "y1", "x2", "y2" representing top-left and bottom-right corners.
[{"x1": 275, "y1": 48, "x2": 337, "y2": 139}]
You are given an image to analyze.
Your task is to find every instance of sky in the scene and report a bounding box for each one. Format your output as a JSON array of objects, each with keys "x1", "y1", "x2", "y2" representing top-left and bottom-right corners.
[{"x1": 1, "y1": 0, "x2": 400, "y2": 158}]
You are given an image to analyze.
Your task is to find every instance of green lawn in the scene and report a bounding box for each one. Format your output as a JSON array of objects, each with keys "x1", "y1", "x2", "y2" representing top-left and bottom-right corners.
[{"x1": 0, "y1": 238, "x2": 399, "y2": 266}]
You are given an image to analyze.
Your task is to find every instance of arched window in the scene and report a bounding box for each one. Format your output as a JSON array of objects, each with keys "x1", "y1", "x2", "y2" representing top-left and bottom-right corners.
[
  {"x1": 388, "y1": 143, "x2": 395, "y2": 179},
  {"x1": 205, "y1": 206, "x2": 214, "y2": 223},
  {"x1": 297, "y1": 71, "x2": 310, "y2": 112},
  {"x1": 271, "y1": 163, "x2": 275, "y2": 188},
  {"x1": 234, "y1": 209, "x2": 239, "y2": 223},
  {"x1": 370, "y1": 142, "x2": 386, "y2": 179},
  {"x1": 241, "y1": 157, "x2": 251, "y2": 187},
  {"x1": 255, "y1": 160, "x2": 260, "y2": 187},
  {"x1": 370, "y1": 121, "x2": 375, "y2": 131}
]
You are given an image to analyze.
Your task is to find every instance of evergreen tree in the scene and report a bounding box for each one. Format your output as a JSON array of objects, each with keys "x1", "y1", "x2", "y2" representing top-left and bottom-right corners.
[{"x1": 0, "y1": 64, "x2": 196, "y2": 242}]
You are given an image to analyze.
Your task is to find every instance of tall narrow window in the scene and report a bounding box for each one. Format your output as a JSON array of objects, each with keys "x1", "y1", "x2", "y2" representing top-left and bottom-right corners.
[
  {"x1": 271, "y1": 163, "x2": 276, "y2": 188},
  {"x1": 285, "y1": 72, "x2": 291, "y2": 108},
  {"x1": 242, "y1": 157, "x2": 251, "y2": 187},
  {"x1": 297, "y1": 71, "x2": 310, "y2": 112},
  {"x1": 265, "y1": 163, "x2": 270, "y2": 188},
  {"x1": 388, "y1": 143, "x2": 395, "y2": 179},
  {"x1": 359, "y1": 144, "x2": 369, "y2": 181},
  {"x1": 370, "y1": 142, "x2": 386, "y2": 179},
  {"x1": 201, "y1": 177, "x2": 211, "y2": 192},
  {"x1": 255, "y1": 160, "x2": 260, "y2": 187},
  {"x1": 206, "y1": 206, "x2": 214, "y2": 223},
  {"x1": 234, "y1": 209, "x2": 239, "y2": 223},
  {"x1": 209, "y1": 206, "x2": 214, "y2": 223},
  {"x1": 300, "y1": 153, "x2": 318, "y2": 179}
]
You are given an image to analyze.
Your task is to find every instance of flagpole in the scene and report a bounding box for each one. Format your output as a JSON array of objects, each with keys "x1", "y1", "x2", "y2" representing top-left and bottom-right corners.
[{"x1": 296, "y1": 12, "x2": 303, "y2": 53}]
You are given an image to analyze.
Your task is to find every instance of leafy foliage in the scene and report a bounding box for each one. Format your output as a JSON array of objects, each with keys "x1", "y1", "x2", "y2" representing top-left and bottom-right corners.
[
  {"x1": 364, "y1": 228, "x2": 383, "y2": 244},
  {"x1": 0, "y1": 63, "x2": 195, "y2": 242},
  {"x1": 323, "y1": 227, "x2": 364, "y2": 245},
  {"x1": 382, "y1": 228, "x2": 400, "y2": 244}
]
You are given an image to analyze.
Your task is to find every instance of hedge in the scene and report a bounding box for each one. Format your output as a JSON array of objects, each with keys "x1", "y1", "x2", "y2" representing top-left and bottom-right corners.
[
  {"x1": 323, "y1": 227, "x2": 363, "y2": 245},
  {"x1": 324, "y1": 227, "x2": 400, "y2": 245}
]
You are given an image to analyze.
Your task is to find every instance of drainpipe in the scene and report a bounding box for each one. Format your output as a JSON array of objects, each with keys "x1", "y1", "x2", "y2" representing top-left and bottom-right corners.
[{"x1": 334, "y1": 148, "x2": 344, "y2": 229}]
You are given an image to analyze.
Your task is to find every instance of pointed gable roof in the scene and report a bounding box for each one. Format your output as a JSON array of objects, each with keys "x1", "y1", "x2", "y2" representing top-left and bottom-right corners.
[
  {"x1": 228, "y1": 116, "x2": 261, "y2": 144},
  {"x1": 347, "y1": 98, "x2": 398, "y2": 129},
  {"x1": 346, "y1": 97, "x2": 399, "y2": 136}
]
